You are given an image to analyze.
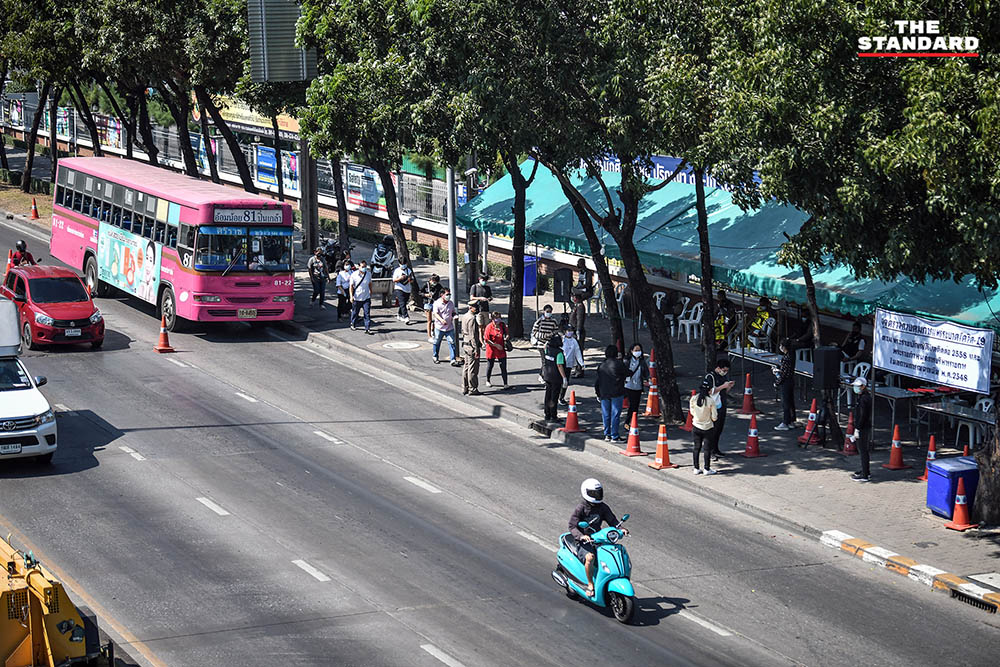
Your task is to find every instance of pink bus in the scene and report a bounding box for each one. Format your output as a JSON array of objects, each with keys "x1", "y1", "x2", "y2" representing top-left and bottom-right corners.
[{"x1": 49, "y1": 158, "x2": 295, "y2": 331}]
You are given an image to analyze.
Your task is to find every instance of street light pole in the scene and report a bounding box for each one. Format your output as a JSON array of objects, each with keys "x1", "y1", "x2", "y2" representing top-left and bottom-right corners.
[{"x1": 447, "y1": 166, "x2": 458, "y2": 294}]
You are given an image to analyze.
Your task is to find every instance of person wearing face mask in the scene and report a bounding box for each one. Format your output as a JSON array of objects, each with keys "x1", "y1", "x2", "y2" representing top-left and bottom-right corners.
[
  {"x1": 531, "y1": 304, "x2": 559, "y2": 383},
  {"x1": 392, "y1": 260, "x2": 414, "y2": 324},
  {"x1": 773, "y1": 338, "x2": 798, "y2": 431},
  {"x1": 349, "y1": 261, "x2": 374, "y2": 334},
  {"x1": 432, "y1": 288, "x2": 460, "y2": 366},
  {"x1": 483, "y1": 311, "x2": 510, "y2": 388},
  {"x1": 469, "y1": 275, "x2": 493, "y2": 341},
  {"x1": 849, "y1": 377, "x2": 873, "y2": 482},
  {"x1": 559, "y1": 327, "x2": 585, "y2": 404},
  {"x1": 421, "y1": 274, "x2": 445, "y2": 343},
  {"x1": 623, "y1": 343, "x2": 650, "y2": 427},
  {"x1": 336, "y1": 261, "x2": 355, "y2": 321},
  {"x1": 542, "y1": 334, "x2": 568, "y2": 421}
]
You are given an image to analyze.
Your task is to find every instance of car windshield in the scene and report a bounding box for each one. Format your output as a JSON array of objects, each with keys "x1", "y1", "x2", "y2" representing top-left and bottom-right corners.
[
  {"x1": 195, "y1": 226, "x2": 292, "y2": 272},
  {"x1": 28, "y1": 277, "x2": 90, "y2": 303},
  {"x1": 0, "y1": 359, "x2": 32, "y2": 391}
]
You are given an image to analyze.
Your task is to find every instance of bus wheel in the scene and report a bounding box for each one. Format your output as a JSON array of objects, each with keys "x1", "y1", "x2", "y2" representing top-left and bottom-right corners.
[
  {"x1": 85, "y1": 256, "x2": 109, "y2": 298},
  {"x1": 159, "y1": 288, "x2": 184, "y2": 333}
]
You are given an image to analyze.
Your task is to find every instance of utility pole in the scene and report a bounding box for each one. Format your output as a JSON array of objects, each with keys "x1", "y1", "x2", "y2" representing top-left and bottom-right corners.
[
  {"x1": 447, "y1": 166, "x2": 459, "y2": 295},
  {"x1": 300, "y1": 134, "x2": 318, "y2": 253}
]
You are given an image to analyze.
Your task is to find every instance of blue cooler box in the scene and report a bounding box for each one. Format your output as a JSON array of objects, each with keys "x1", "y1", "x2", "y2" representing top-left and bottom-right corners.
[{"x1": 926, "y1": 456, "x2": 979, "y2": 519}]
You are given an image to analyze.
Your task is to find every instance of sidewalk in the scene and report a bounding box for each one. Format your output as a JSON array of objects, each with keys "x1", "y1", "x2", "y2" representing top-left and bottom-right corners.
[{"x1": 287, "y1": 237, "x2": 1000, "y2": 594}]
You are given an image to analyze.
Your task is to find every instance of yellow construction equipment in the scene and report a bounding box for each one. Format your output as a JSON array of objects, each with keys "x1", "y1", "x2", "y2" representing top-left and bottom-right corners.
[{"x1": 1, "y1": 534, "x2": 95, "y2": 666}]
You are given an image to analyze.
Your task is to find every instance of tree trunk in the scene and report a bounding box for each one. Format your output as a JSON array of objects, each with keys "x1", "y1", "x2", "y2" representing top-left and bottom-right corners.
[
  {"x1": 332, "y1": 156, "x2": 350, "y2": 255},
  {"x1": 49, "y1": 86, "x2": 59, "y2": 183},
  {"x1": 69, "y1": 81, "x2": 103, "y2": 157},
  {"x1": 559, "y1": 178, "x2": 624, "y2": 349},
  {"x1": 372, "y1": 162, "x2": 412, "y2": 269},
  {"x1": 270, "y1": 115, "x2": 283, "y2": 200},
  {"x1": 200, "y1": 106, "x2": 219, "y2": 183},
  {"x1": 138, "y1": 94, "x2": 159, "y2": 165},
  {"x1": 97, "y1": 80, "x2": 131, "y2": 159},
  {"x1": 505, "y1": 153, "x2": 527, "y2": 338},
  {"x1": 195, "y1": 85, "x2": 256, "y2": 193},
  {"x1": 0, "y1": 59, "x2": 9, "y2": 171},
  {"x1": 159, "y1": 86, "x2": 199, "y2": 177},
  {"x1": 465, "y1": 224, "x2": 480, "y2": 294},
  {"x1": 695, "y1": 167, "x2": 717, "y2": 372},
  {"x1": 974, "y1": 396, "x2": 1000, "y2": 524},
  {"x1": 21, "y1": 81, "x2": 51, "y2": 193},
  {"x1": 124, "y1": 91, "x2": 138, "y2": 160},
  {"x1": 801, "y1": 261, "x2": 821, "y2": 344}
]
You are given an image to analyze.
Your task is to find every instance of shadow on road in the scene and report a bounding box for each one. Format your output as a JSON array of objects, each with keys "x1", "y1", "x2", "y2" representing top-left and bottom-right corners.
[
  {"x1": 0, "y1": 409, "x2": 121, "y2": 477},
  {"x1": 630, "y1": 595, "x2": 693, "y2": 627}
]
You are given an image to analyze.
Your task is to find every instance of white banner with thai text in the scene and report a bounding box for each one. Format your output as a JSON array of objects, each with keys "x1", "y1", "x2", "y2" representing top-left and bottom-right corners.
[{"x1": 874, "y1": 308, "x2": 994, "y2": 394}]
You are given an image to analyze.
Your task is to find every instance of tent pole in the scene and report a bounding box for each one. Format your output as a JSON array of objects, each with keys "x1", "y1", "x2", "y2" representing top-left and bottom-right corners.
[
  {"x1": 534, "y1": 241, "x2": 539, "y2": 316},
  {"x1": 740, "y1": 289, "x2": 746, "y2": 385}
]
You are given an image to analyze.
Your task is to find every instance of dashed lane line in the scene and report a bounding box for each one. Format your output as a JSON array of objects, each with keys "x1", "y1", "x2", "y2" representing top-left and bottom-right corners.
[
  {"x1": 234, "y1": 391, "x2": 258, "y2": 403},
  {"x1": 118, "y1": 446, "x2": 146, "y2": 461},
  {"x1": 404, "y1": 476, "x2": 442, "y2": 494},
  {"x1": 166, "y1": 358, "x2": 188, "y2": 368},
  {"x1": 195, "y1": 497, "x2": 231, "y2": 516},
  {"x1": 517, "y1": 530, "x2": 558, "y2": 553},
  {"x1": 53, "y1": 403, "x2": 70, "y2": 412},
  {"x1": 676, "y1": 610, "x2": 733, "y2": 637},
  {"x1": 292, "y1": 559, "x2": 331, "y2": 582},
  {"x1": 420, "y1": 644, "x2": 467, "y2": 667},
  {"x1": 313, "y1": 430, "x2": 341, "y2": 443}
]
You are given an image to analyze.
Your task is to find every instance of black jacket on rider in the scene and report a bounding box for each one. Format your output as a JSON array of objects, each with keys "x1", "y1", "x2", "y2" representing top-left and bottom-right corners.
[{"x1": 569, "y1": 501, "x2": 620, "y2": 542}]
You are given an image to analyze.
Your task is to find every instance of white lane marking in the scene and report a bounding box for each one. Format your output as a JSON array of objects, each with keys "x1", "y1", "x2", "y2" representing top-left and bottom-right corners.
[
  {"x1": 292, "y1": 559, "x2": 331, "y2": 582},
  {"x1": 678, "y1": 610, "x2": 733, "y2": 637},
  {"x1": 166, "y1": 358, "x2": 187, "y2": 368},
  {"x1": 118, "y1": 446, "x2": 145, "y2": 461},
  {"x1": 195, "y1": 497, "x2": 230, "y2": 516},
  {"x1": 517, "y1": 530, "x2": 558, "y2": 553},
  {"x1": 313, "y1": 430, "x2": 341, "y2": 443},
  {"x1": 404, "y1": 476, "x2": 442, "y2": 494},
  {"x1": 54, "y1": 403, "x2": 70, "y2": 412},
  {"x1": 420, "y1": 644, "x2": 467, "y2": 667},
  {"x1": 234, "y1": 392, "x2": 258, "y2": 403}
]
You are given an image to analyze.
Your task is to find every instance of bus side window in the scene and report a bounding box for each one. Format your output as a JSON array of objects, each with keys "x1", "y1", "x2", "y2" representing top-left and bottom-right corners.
[
  {"x1": 82, "y1": 195, "x2": 92, "y2": 218},
  {"x1": 155, "y1": 220, "x2": 165, "y2": 244},
  {"x1": 72, "y1": 190, "x2": 83, "y2": 212},
  {"x1": 167, "y1": 226, "x2": 178, "y2": 249},
  {"x1": 112, "y1": 205, "x2": 123, "y2": 229},
  {"x1": 54, "y1": 185, "x2": 63, "y2": 206},
  {"x1": 178, "y1": 224, "x2": 195, "y2": 249},
  {"x1": 122, "y1": 209, "x2": 133, "y2": 231}
]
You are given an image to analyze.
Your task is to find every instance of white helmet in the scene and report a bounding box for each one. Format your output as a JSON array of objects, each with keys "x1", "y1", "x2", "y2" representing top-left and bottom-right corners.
[{"x1": 580, "y1": 478, "x2": 603, "y2": 504}]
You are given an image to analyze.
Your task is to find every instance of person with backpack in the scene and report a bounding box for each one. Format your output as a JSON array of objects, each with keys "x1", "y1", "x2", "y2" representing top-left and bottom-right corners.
[
  {"x1": 595, "y1": 345, "x2": 627, "y2": 442},
  {"x1": 542, "y1": 334, "x2": 568, "y2": 421},
  {"x1": 531, "y1": 304, "x2": 560, "y2": 383}
]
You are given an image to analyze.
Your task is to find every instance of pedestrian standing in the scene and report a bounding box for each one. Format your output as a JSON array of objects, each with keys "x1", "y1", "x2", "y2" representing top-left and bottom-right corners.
[
  {"x1": 431, "y1": 288, "x2": 461, "y2": 366},
  {"x1": 850, "y1": 377, "x2": 874, "y2": 482},
  {"x1": 421, "y1": 274, "x2": 445, "y2": 343},
  {"x1": 773, "y1": 338, "x2": 797, "y2": 430},
  {"x1": 469, "y1": 275, "x2": 493, "y2": 341},
  {"x1": 392, "y1": 260, "x2": 414, "y2": 324},
  {"x1": 483, "y1": 310, "x2": 510, "y2": 389},
  {"x1": 308, "y1": 247, "x2": 330, "y2": 307},
  {"x1": 349, "y1": 260, "x2": 374, "y2": 334},
  {"x1": 707, "y1": 357, "x2": 736, "y2": 459},
  {"x1": 460, "y1": 301, "x2": 482, "y2": 395},
  {"x1": 595, "y1": 345, "x2": 627, "y2": 442},
  {"x1": 623, "y1": 343, "x2": 650, "y2": 427},
  {"x1": 336, "y1": 261, "x2": 354, "y2": 321},
  {"x1": 531, "y1": 304, "x2": 559, "y2": 383},
  {"x1": 542, "y1": 334, "x2": 567, "y2": 421},
  {"x1": 569, "y1": 293, "x2": 587, "y2": 357},
  {"x1": 562, "y1": 327, "x2": 585, "y2": 378},
  {"x1": 690, "y1": 379, "x2": 718, "y2": 475},
  {"x1": 572, "y1": 257, "x2": 593, "y2": 299}
]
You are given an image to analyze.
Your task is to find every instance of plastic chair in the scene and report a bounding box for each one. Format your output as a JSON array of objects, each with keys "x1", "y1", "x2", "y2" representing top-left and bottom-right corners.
[
  {"x1": 589, "y1": 282, "x2": 605, "y2": 318},
  {"x1": 956, "y1": 398, "x2": 994, "y2": 451},
  {"x1": 677, "y1": 302, "x2": 704, "y2": 344},
  {"x1": 614, "y1": 282, "x2": 627, "y2": 319},
  {"x1": 796, "y1": 347, "x2": 813, "y2": 365},
  {"x1": 841, "y1": 362, "x2": 872, "y2": 410},
  {"x1": 673, "y1": 296, "x2": 692, "y2": 338},
  {"x1": 748, "y1": 317, "x2": 775, "y2": 350},
  {"x1": 642, "y1": 291, "x2": 666, "y2": 330}
]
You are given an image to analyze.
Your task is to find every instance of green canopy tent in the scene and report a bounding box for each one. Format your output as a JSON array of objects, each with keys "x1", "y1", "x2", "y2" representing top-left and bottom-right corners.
[{"x1": 457, "y1": 160, "x2": 1000, "y2": 332}]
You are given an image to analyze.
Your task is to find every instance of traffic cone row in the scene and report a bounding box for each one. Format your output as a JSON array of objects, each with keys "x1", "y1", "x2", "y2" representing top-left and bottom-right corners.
[
  {"x1": 559, "y1": 391, "x2": 584, "y2": 433},
  {"x1": 621, "y1": 413, "x2": 647, "y2": 457},
  {"x1": 737, "y1": 373, "x2": 759, "y2": 416},
  {"x1": 648, "y1": 424, "x2": 678, "y2": 470},
  {"x1": 841, "y1": 411, "x2": 858, "y2": 456},
  {"x1": 741, "y1": 414, "x2": 767, "y2": 458},
  {"x1": 917, "y1": 435, "x2": 937, "y2": 482},
  {"x1": 882, "y1": 425, "x2": 911, "y2": 470},
  {"x1": 797, "y1": 399, "x2": 821, "y2": 445},
  {"x1": 153, "y1": 315, "x2": 175, "y2": 353},
  {"x1": 30, "y1": 197, "x2": 39, "y2": 220},
  {"x1": 944, "y1": 478, "x2": 978, "y2": 532},
  {"x1": 680, "y1": 390, "x2": 695, "y2": 432}
]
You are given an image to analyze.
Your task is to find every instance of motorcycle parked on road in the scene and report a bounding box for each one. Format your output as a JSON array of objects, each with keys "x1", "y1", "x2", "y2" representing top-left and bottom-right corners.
[
  {"x1": 551, "y1": 513, "x2": 635, "y2": 623},
  {"x1": 370, "y1": 234, "x2": 397, "y2": 279}
]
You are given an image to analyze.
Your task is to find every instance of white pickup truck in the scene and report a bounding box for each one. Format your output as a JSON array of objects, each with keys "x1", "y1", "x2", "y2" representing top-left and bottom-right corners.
[{"x1": 0, "y1": 298, "x2": 57, "y2": 464}]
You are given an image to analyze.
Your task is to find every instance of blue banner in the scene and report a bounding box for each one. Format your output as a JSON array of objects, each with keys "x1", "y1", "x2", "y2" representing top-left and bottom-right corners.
[{"x1": 256, "y1": 146, "x2": 278, "y2": 186}]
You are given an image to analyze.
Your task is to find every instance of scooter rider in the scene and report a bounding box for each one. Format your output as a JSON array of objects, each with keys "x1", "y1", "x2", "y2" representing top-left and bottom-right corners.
[
  {"x1": 12, "y1": 240, "x2": 36, "y2": 266},
  {"x1": 569, "y1": 478, "x2": 628, "y2": 597}
]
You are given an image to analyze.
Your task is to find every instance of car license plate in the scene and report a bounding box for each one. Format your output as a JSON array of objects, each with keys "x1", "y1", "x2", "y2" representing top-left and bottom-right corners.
[
  {"x1": 0, "y1": 443, "x2": 22, "y2": 455},
  {"x1": 64, "y1": 328, "x2": 82, "y2": 337},
  {"x1": 237, "y1": 309, "x2": 257, "y2": 319}
]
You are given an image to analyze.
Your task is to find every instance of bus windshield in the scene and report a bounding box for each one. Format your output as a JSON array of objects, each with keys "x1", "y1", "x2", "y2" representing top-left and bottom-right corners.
[{"x1": 194, "y1": 226, "x2": 292, "y2": 272}]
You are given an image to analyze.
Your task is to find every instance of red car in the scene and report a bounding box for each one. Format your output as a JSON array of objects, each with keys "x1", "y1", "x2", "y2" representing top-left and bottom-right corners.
[{"x1": 1, "y1": 265, "x2": 105, "y2": 349}]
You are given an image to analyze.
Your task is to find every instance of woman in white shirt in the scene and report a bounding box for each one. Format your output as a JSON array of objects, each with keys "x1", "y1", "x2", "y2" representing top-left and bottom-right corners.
[
  {"x1": 689, "y1": 378, "x2": 718, "y2": 475},
  {"x1": 336, "y1": 261, "x2": 354, "y2": 321}
]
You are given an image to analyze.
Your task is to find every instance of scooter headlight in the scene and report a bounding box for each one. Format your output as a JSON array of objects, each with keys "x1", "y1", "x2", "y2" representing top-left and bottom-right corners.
[{"x1": 607, "y1": 530, "x2": 621, "y2": 544}]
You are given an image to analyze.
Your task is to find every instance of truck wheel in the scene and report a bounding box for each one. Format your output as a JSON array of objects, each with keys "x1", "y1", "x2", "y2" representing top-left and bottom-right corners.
[
  {"x1": 85, "y1": 256, "x2": 109, "y2": 297},
  {"x1": 159, "y1": 288, "x2": 184, "y2": 333}
]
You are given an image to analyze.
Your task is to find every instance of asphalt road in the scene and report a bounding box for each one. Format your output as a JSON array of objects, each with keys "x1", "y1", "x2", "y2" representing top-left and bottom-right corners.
[{"x1": 1, "y1": 217, "x2": 998, "y2": 666}]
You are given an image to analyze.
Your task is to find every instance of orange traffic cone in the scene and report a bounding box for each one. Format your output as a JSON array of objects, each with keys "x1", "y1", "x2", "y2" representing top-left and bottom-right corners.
[
  {"x1": 643, "y1": 378, "x2": 661, "y2": 418},
  {"x1": 30, "y1": 198, "x2": 39, "y2": 220},
  {"x1": 154, "y1": 315, "x2": 175, "y2": 353},
  {"x1": 944, "y1": 477, "x2": 978, "y2": 531},
  {"x1": 680, "y1": 390, "x2": 695, "y2": 432},
  {"x1": 559, "y1": 391, "x2": 584, "y2": 433},
  {"x1": 741, "y1": 414, "x2": 767, "y2": 458},
  {"x1": 963, "y1": 443, "x2": 970, "y2": 457},
  {"x1": 881, "y1": 425, "x2": 911, "y2": 470},
  {"x1": 737, "y1": 373, "x2": 759, "y2": 416},
  {"x1": 621, "y1": 413, "x2": 647, "y2": 457},
  {"x1": 3, "y1": 250, "x2": 11, "y2": 277},
  {"x1": 648, "y1": 424, "x2": 679, "y2": 470},
  {"x1": 841, "y1": 411, "x2": 858, "y2": 456},
  {"x1": 622, "y1": 394, "x2": 630, "y2": 412},
  {"x1": 797, "y1": 399, "x2": 821, "y2": 445},
  {"x1": 918, "y1": 435, "x2": 937, "y2": 482}
]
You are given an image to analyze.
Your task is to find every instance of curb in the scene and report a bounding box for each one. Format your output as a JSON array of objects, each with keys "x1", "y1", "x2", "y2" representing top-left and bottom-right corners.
[{"x1": 819, "y1": 529, "x2": 999, "y2": 613}]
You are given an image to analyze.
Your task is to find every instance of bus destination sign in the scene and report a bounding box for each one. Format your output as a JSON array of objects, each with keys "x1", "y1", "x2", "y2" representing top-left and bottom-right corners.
[{"x1": 213, "y1": 208, "x2": 283, "y2": 224}]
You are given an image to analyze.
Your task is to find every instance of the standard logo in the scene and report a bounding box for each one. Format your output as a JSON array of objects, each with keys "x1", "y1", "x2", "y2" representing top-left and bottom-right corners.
[{"x1": 858, "y1": 20, "x2": 979, "y2": 57}]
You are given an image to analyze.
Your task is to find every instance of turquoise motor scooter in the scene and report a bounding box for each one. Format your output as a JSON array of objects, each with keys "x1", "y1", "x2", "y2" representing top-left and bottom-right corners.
[{"x1": 551, "y1": 514, "x2": 635, "y2": 623}]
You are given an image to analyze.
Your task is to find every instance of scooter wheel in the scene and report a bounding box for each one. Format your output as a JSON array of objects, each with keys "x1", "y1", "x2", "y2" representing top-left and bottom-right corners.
[{"x1": 609, "y1": 592, "x2": 634, "y2": 624}]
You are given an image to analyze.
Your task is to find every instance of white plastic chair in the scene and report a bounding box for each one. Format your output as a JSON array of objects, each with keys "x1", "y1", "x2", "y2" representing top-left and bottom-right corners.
[
  {"x1": 956, "y1": 398, "x2": 994, "y2": 451},
  {"x1": 614, "y1": 282, "x2": 627, "y2": 319},
  {"x1": 796, "y1": 347, "x2": 813, "y2": 365},
  {"x1": 678, "y1": 302, "x2": 704, "y2": 344},
  {"x1": 842, "y1": 361, "x2": 872, "y2": 410},
  {"x1": 674, "y1": 296, "x2": 692, "y2": 339},
  {"x1": 642, "y1": 291, "x2": 666, "y2": 330},
  {"x1": 589, "y1": 282, "x2": 605, "y2": 318}
]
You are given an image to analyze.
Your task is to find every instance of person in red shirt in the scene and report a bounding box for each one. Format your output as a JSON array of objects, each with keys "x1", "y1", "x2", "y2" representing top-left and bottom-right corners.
[{"x1": 12, "y1": 240, "x2": 36, "y2": 266}]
